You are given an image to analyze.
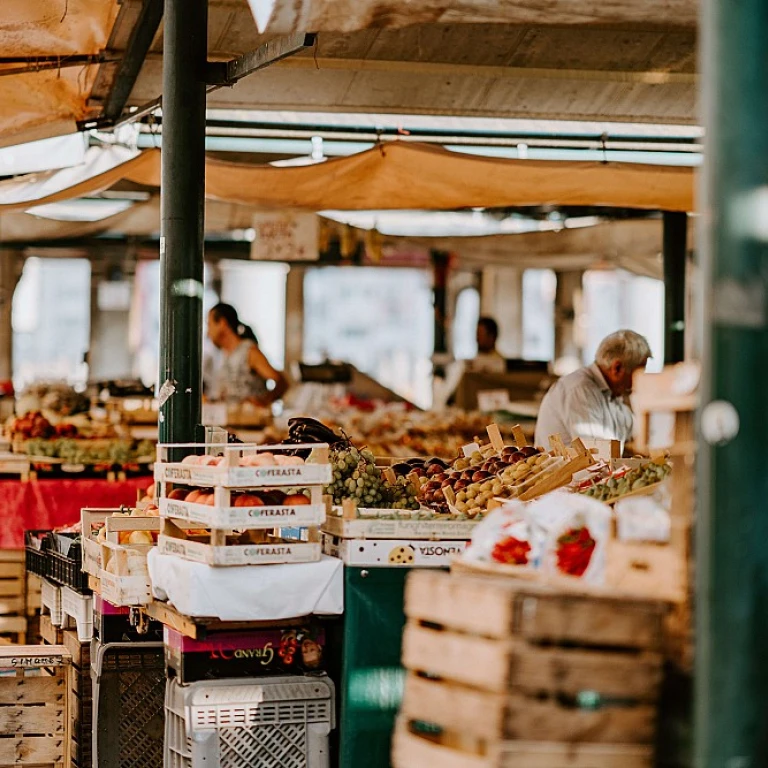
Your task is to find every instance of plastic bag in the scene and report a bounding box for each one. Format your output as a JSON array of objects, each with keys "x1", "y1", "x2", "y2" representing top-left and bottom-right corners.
[
  {"x1": 463, "y1": 500, "x2": 536, "y2": 567},
  {"x1": 615, "y1": 494, "x2": 671, "y2": 543},
  {"x1": 529, "y1": 490, "x2": 612, "y2": 585}
]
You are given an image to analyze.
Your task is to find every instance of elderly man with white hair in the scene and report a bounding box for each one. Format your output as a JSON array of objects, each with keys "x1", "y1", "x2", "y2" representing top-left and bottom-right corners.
[{"x1": 534, "y1": 330, "x2": 652, "y2": 450}]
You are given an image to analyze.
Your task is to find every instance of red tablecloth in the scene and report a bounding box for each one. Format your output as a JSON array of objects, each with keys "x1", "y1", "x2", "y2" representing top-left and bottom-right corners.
[{"x1": 0, "y1": 477, "x2": 153, "y2": 548}]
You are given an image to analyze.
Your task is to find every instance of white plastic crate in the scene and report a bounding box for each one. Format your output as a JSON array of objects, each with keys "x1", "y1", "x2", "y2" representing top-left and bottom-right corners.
[
  {"x1": 40, "y1": 577, "x2": 63, "y2": 626},
  {"x1": 165, "y1": 675, "x2": 335, "y2": 768},
  {"x1": 60, "y1": 585, "x2": 93, "y2": 641},
  {"x1": 155, "y1": 442, "x2": 332, "y2": 488}
]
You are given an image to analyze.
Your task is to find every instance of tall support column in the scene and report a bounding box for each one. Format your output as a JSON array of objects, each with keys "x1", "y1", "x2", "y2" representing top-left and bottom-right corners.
[
  {"x1": 663, "y1": 212, "x2": 687, "y2": 364},
  {"x1": 159, "y1": 0, "x2": 207, "y2": 442},
  {"x1": 0, "y1": 250, "x2": 22, "y2": 384},
  {"x1": 284, "y1": 266, "x2": 305, "y2": 375},
  {"x1": 696, "y1": 1, "x2": 768, "y2": 766}
]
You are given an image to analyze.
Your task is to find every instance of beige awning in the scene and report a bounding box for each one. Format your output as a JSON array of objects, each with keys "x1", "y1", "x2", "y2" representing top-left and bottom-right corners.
[
  {"x1": 0, "y1": 0, "x2": 119, "y2": 147},
  {"x1": 0, "y1": 142, "x2": 696, "y2": 213},
  {"x1": 248, "y1": 0, "x2": 697, "y2": 34}
]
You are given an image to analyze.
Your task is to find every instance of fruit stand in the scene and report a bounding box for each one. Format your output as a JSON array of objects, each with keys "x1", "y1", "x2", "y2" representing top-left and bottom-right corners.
[{"x1": 10, "y1": 364, "x2": 695, "y2": 768}]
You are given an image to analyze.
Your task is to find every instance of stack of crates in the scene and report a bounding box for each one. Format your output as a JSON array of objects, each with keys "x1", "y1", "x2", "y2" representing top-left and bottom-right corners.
[
  {"x1": 165, "y1": 675, "x2": 335, "y2": 768},
  {"x1": 65, "y1": 630, "x2": 92, "y2": 768}
]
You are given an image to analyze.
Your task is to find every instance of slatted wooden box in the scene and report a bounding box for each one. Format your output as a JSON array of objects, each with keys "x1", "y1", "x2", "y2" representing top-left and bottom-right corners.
[
  {"x1": 0, "y1": 645, "x2": 71, "y2": 768},
  {"x1": 0, "y1": 550, "x2": 28, "y2": 643},
  {"x1": 394, "y1": 570, "x2": 666, "y2": 768}
]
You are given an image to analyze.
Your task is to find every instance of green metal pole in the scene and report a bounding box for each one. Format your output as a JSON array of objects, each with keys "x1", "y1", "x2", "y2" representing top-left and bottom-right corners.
[
  {"x1": 663, "y1": 212, "x2": 687, "y2": 364},
  {"x1": 158, "y1": 0, "x2": 207, "y2": 443},
  {"x1": 696, "y1": 0, "x2": 768, "y2": 766}
]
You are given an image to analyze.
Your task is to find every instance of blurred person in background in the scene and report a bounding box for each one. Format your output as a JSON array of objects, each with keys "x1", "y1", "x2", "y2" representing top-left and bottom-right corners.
[
  {"x1": 467, "y1": 316, "x2": 505, "y2": 373},
  {"x1": 534, "y1": 329, "x2": 651, "y2": 449},
  {"x1": 205, "y1": 303, "x2": 288, "y2": 405}
]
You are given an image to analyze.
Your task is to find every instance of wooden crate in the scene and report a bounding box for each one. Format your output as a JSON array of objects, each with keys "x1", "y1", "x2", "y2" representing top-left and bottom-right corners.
[
  {"x1": 0, "y1": 645, "x2": 71, "y2": 768},
  {"x1": 0, "y1": 551, "x2": 27, "y2": 643},
  {"x1": 27, "y1": 573, "x2": 42, "y2": 616},
  {"x1": 40, "y1": 615, "x2": 64, "y2": 646},
  {"x1": 395, "y1": 571, "x2": 665, "y2": 768},
  {"x1": 393, "y1": 723, "x2": 653, "y2": 768},
  {"x1": 62, "y1": 631, "x2": 91, "y2": 768}
]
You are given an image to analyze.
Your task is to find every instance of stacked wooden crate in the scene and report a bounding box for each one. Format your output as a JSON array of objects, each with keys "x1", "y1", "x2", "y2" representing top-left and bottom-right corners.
[
  {"x1": 394, "y1": 570, "x2": 666, "y2": 768},
  {"x1": 632, "y1": 364, "x2": 697, "y2": 670},
  {"x1": 26, "y1": 573, "x2": 42, "y2": 644},
  {"x1": 62, "y1": 631, "x2": 91, "y2": 768},
  {"x1": 0, "y1": 550, "x2": 28, "y2": 643},
  {"x1": 0, "y1": 645, "x2": 71, "y2": 768},
  {"x1": 39, "y1": 615, "x2": 92, "y2": 768}
]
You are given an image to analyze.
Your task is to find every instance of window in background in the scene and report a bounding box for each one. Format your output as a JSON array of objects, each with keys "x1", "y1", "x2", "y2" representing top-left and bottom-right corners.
[
  {"x1": 131, "y1": 260, "x2": 219, "y2": 388},
  {"x1": 582, "y1": 270, "x2": 664, "y2": 371},
  {"x1": 453, "y1": 287, "x2": 480, "y2": 360},
  {"x1": 522, "y1": 269, "x2": 556, "y2": 361},
  {"x1": 12, "y1": 257, "x2": 91, "y2": 389},
  {"x1": 218, "y1": 260, "x2": 287, "y2": 370},
  {"x1": 304, "y1": 267, "x2": 434, "y2": 408}
]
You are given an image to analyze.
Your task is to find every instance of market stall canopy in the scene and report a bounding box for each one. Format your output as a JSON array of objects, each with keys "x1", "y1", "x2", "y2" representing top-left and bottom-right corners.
[
  {"x1": 0, "y1": 142, "x2": 695, "y2": 213},
  {"x1": 248, "y1": 0, "x2": 698, "y2": 34},
  {"x1": 399, "y1": 218, "x2": 675, "y2": 279},
  {"x1": 0, "y1": 0, "x2": 119, "y2": 147},
  {"x1": 2, "y1": 186, "x2": 677, "y2": 280}
]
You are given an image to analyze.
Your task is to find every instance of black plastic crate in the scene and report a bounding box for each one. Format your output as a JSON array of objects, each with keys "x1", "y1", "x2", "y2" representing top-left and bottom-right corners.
[
  {"x1": 92, "y1": 641, "x2": 165, "y2": 768},
  {"x1": 93, "y1": 597, "x2": 162, "y2": 644},
  {"x1": 48, "y1": 533, "x2": 91, "y2": 594},
  {"x1": 25, "y1": 529, "x2": 53, "y2": 578}
]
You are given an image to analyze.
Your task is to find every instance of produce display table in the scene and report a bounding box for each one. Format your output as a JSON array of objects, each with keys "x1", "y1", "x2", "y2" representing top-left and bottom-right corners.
[{"x1": 0, "y1": 476, "x2": 151, "y2": 548}]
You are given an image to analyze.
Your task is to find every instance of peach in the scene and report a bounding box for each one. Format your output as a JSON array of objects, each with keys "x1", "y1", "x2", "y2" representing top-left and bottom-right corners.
[
  {"x1": 284, "y1": 493, "x2": 311, "y2": 506},
  {"x1": 234, "y1": 493, "x2": 264, "y2": 508}
]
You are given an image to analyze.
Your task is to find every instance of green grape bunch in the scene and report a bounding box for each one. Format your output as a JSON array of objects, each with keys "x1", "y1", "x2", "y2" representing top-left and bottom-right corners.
[{"x1": 325, "y1": 445, "x2": 419, "y2": 510}]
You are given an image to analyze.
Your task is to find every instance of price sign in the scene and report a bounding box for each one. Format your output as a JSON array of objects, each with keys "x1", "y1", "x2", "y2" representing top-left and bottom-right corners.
[
  {"x1": 477, "y1": 389, "x2": 511, "y2": 413},
  {"x1": 250, "y1": 212, "x2": 319, "y2": 262}
]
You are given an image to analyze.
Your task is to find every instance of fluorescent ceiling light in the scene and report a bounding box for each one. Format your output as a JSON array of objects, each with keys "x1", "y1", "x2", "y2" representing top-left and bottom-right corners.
[
  {"x1": 25, "y1": 199, "x2": 135, "y2": 222},
  {"x1": 205, "y1": 109, "x2": 703, "y2": 140}
]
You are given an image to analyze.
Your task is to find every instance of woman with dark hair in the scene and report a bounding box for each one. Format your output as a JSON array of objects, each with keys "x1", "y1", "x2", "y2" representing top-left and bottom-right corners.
[{"x1": 205, "y1": 303, "x2": 289, "y2": 405}]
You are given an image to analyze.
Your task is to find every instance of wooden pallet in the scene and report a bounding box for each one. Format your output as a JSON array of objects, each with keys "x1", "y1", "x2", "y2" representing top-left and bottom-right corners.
[
  {"x1": 0, "y1": 645, "x2": 71, "y2": 768},
  {"x1": 141, "y1": 599, "x2": 310, "y2": 640},
  {"x1": 395, "y1": 571, "x2": 665, "y2": 768}
]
